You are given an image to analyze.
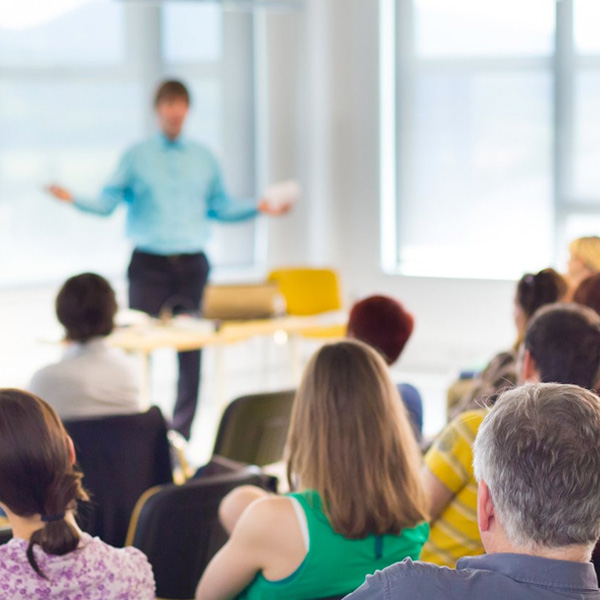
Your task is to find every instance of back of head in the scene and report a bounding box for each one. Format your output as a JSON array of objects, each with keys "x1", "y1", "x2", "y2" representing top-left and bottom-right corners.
[
  {"x1": 347, "y1": 295, "x2": 414, "y2": 365},
  {"x1": 56, "y1": 273, "x2": 117, "y2": 342},
  {"x1": 154, "y1": 79, "x2": 190, "y2": 107},
  {"x1": 570, "y1": 236, "x2": 600, "y2": 272},
  {"x1": 474, "y1": 382, "x2": 600, "y2": 550},
  {"x1": 287, "y1": 340, "x2": 427, "y2": 539},
  {"x1": 516, "y1": 268, "x2": 567, "y2": 321},
  {"x1": 524, "y1": 303, "x2": 600, "y2": 389},
  {"x1": 574, "y1": 273, "x2": 600, "y2": 316},
  {"x1": 0, "y1": 389, "x2": 87, "y2": 577}
]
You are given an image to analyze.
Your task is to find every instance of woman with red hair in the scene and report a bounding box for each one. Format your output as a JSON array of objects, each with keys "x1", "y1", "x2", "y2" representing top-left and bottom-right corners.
[{"x1": 347, "y1": 295, "x2": 422, "y2": 440}]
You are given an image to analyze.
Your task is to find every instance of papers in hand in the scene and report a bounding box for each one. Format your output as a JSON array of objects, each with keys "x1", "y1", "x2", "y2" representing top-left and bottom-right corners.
[{"x1": 262, "y1": 180, "x2": 301, "y2": 210}]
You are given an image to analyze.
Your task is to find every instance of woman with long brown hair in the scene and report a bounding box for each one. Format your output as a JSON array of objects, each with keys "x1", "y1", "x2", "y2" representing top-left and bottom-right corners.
[
  {"x1": 196, "y1": 340, "x2": 429, "y2": 600},
  {"x1": 0, "y1": 389, "x2": 155, "y2": 598}
]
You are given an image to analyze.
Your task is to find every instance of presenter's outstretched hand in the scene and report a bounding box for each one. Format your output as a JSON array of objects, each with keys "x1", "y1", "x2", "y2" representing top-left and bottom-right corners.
[
  {"x1": 46, "y1": 184, "x2": 74, "y2": 203},
  {"x1": 258, "y1": 199, "x2": 292, "y2": 216}
]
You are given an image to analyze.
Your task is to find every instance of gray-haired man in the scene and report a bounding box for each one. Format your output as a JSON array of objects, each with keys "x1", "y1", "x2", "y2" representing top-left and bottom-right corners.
[{"x1": 346, "y1": 382, "x2": 600, "y2": 599}]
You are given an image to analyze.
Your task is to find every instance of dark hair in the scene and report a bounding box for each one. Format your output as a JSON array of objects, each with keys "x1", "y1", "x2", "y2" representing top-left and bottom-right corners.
[
  {"x1": 154, "y1": 79, "x2": 190, "y2": 107},
  {"x1": 0, "y1": 389, "x2": 88, "y2": 578},
  {"x1": 524, "y1": 303, "x2": 600, "y2": 389},
  {"x1": 516, "y1": 268, "x2": 567, "y2": 320},
  {"x1": 347, "y1": 295, "x2": 414, "y2": 365},
  {"x1": 56, "y1": 273, "x2": 117, "y2": 342},
  {"x1": 574, "y1": 273, "x2": 600, "y2": 316}
]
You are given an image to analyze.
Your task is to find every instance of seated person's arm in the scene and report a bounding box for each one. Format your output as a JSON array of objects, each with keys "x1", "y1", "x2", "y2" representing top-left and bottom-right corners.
[
  {"x1": 196, "y1": 499, "x2": 270, "y2": 600},
  {"x1": 422, "y1": 466, "x2": 454, "y2": 522},
  {"x1": 196, "y1": 495, "x2": 303, "y2": 600},
  {"x1": 422, "y1": 413, "x2": 479, "y2": 522},
  {"x1": 219, "y1": 485, "x2": 270, "y2": 535}
]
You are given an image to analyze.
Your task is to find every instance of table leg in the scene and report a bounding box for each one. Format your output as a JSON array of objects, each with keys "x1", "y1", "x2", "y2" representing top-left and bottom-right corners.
[
  {"x1": 216, "y1": 344, "x2": 227, "y2": 413},
  {"x1": 290, "y1": 334, "x2": 303, "y2": 384},
  {"x1": 138, "y1": 351, "x2": 152, "y2": 410}
]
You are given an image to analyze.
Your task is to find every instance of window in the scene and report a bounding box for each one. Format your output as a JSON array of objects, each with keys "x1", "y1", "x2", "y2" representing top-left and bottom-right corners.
[
  {"x1": 0, "y1": 0, "x2": 259, "y2": 286},
  {"x1": 382, "y1": 0, "x2": 600, "y2": 279}
]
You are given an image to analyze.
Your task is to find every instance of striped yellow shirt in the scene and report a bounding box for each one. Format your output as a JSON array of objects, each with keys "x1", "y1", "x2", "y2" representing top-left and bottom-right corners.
[{"x1": 421, "y1": 410, "x2": 486, "y2": 567}]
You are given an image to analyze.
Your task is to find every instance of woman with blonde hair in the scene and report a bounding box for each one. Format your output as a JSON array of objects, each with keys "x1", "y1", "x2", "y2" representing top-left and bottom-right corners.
[
  {"x1": 567, "y1": 236, "x2": 600, "y2": 297},
  {"x1": 196, "y1": 340, "x2": 429, "y2": 600}
]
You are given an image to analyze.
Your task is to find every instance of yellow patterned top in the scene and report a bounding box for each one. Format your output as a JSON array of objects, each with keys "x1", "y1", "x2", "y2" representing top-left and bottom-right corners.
[{"x1": 421, "y1": 410, "x2": 486, "y2": 567}]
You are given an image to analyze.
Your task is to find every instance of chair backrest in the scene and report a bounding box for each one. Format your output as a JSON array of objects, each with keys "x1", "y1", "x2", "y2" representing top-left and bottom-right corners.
[
  {"x1": 0, "y1": 526, "x2": 12, "y2": 546},
  {"x1": 64, "y1": 406, "x2": 173, "y2": 547},
  {"x1": 127, "y1": 467, "x2": 270, "y2": 600},
  {"x1": 268, "y1": 268, "x2": 342, "y2": 316},
  {"x1": 592, "y1": 539, "x2": 600, "y2": 584},
  {"x1": 212, "y1": 390, "x2": 295, "y2": 467}
]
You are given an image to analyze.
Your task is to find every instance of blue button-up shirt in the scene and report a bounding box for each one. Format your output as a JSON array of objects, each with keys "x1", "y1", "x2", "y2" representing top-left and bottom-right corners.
[
  {"x1": 344, "y1": 554, "x2": 600, "y2": 599},
  {"x1": 74, "y1": 134, "x2": 258, "y2": 255}
]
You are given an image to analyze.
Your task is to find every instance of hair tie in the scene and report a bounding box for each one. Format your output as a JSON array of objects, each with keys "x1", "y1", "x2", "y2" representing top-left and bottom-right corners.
[{"x1": 41, "y1": 512, "x2": 65, "y2": 523}]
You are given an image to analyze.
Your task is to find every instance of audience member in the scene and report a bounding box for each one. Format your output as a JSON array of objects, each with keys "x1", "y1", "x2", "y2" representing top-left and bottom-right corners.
[
  {"x1": 347, "y1": 295, "x2": 423, "y2": 440},
  {"x1": 448, "y1": 268, "x2": 567, "y2": 419},
  {"x1": 566, "y1": 235, "x2": 600, "y2": 297},
  {"x1": 29, "y1": 273, "x2": 142, "y2": 420},
  {"x1": 0, "y1": 388, "x2": 155, "y2": 598},
  {"x1": 346, "y1": 382, "x2": 600, "y2": 599},
  {"x1": 195, "y1": 340, "x2": 429, "y2": 600},
  {"x1": 574, "y1": 272, "x2": 600, "y2": 317},
  {"x1": 421, "y1": 303, "x2": 600, "y2": 567}
]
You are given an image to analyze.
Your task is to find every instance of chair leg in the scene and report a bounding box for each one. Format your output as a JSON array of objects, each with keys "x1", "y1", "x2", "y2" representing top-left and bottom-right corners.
[{"x1": 216, "y1": 344, "x2": 227, "y2": 413}]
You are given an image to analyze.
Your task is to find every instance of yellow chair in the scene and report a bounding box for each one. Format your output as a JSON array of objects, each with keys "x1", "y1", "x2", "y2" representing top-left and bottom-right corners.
[
  {"x1": 268, "y1": 267, "x2": 343, "y2": 316},
  {"x1": 267, "y1": 267, "x2": 346, "y2": 339}
]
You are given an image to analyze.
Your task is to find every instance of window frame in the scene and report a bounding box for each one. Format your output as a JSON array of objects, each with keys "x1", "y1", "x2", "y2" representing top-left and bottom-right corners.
[{"x1": 381, "y1": 0, "x2": 600, "y2": 279}]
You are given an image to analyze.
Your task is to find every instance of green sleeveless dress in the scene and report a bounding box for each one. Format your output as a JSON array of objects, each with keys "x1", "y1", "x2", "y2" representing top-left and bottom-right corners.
[{"x1": 236, "y1": 490, "x2": 429, "y2": 600}]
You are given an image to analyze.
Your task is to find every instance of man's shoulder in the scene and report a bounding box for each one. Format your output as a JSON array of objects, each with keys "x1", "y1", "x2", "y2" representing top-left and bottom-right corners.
[
  {"x1": 182, "y1": 139, "x2": 218, "y2": 163},
  {"x1": 356, "y1": 555, "x2": 600, "y2": 600},
  {"x1": 122, "y1": 138, "x2": 151, "y2": 156},
  {"x1": 346, "y1": 559, "x2": 461, "y2": 599},
  {"x1": 383, "y1": 559, "x2": 459, "y2": 586}
]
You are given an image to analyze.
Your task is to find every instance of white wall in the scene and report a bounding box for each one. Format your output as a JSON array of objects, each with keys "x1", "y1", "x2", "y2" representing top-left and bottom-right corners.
[{"x1": 263, "y1": 0, "x2": 517, "y2": 374}]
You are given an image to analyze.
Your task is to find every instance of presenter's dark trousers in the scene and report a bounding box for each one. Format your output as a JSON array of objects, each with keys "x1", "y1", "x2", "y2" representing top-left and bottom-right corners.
[{"x1": 128, "y1": 249, "x2": 210, "y2": 440}]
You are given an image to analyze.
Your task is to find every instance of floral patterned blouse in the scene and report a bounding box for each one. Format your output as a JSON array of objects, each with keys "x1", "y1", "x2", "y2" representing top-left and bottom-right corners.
[{"x1": 0, "y1": 533, "x2": 155, "y2": 599}]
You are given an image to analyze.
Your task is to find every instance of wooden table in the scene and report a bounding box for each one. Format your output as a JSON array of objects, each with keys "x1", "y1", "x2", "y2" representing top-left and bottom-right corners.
[{"x1": 108, "y1": 315, "x2": 346, "y2": 409}]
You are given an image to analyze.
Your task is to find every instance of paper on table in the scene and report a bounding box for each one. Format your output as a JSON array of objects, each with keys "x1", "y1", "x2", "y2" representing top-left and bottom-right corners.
[
  {"x1": 262, "y1": 179, "x2": 301, "y2": 210},
  {"x1": 115, "y1": 309, "x2": 152, "y2": 327}
]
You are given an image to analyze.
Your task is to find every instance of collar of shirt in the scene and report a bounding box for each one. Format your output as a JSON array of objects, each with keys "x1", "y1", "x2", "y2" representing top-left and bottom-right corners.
[
  {"x1": 457, "y1": 553, "x2": 599, "y2": 591},
  {"x1": 156, "y1": 132, "x2": 187, "y2": 151},
  {"x1": 63, "y1": 337, "x2": 109, "y2": 359}
]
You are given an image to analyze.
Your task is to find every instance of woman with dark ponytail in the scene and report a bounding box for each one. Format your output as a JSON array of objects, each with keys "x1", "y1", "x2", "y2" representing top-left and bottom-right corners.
[
  {"x1": 0, "y1": 389, "x2": 155, "y2": 598},
  {"x1": 448, "y1": 268, "x2": 567, "y2": 419}
]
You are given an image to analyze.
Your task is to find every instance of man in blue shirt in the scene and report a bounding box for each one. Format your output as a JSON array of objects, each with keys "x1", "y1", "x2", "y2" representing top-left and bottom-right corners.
[
  {"x1": 345, "y1": 382, "x2": 600, "y2": 600},
  {"x1": 47, "y1": 80, "x2": 288, "y2": 439}
]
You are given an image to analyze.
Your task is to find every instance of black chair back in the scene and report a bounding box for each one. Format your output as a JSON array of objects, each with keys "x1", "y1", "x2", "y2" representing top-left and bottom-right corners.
[
  {"x1": 592, "y1": 539, "x2": 600, "y2": 584},
  {"x1": 0, "y1": 526, "x2": 12, "y2": 546},
  {"x1": 212, "y1": 389, "x2": 295, "y2": 466},
  {"x1": 127, "y1": 467, "x2": 270, "y2": 600},
  {"x1": 65, "y1": 406, "x2": 173, "y2": 547}
]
